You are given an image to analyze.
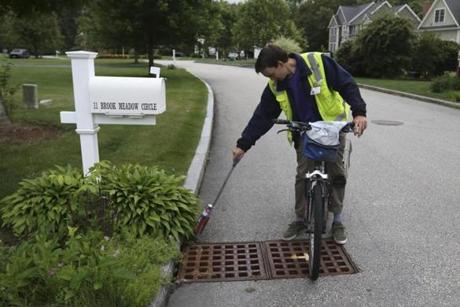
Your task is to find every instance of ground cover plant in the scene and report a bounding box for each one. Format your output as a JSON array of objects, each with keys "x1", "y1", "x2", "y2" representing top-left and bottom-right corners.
[{"x1": 0, "y1": 161, "x2": 200, "y2": 305}]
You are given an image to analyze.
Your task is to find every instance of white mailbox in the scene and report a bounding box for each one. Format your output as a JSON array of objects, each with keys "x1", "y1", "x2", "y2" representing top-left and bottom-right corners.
[
  {"x1": 89, "y1": 76, "x2": 165, "y2": 116},
  {"x1": 60, "y1": 50, "x2": 167, "y2": 175}
]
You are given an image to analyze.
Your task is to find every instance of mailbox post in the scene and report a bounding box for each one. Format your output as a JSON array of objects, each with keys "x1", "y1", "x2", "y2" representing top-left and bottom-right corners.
[
  {"x1": 67, "y1": 51, "x2": 100, "y2": 175},
  {"x1": 61, "y1": 51, "x2": 166, "y2": 175}
]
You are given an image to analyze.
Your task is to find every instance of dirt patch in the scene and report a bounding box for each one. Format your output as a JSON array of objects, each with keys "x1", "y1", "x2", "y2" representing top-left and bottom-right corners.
[{"x1": 0, "y1": 123, "x2": 62, "y2": 144}]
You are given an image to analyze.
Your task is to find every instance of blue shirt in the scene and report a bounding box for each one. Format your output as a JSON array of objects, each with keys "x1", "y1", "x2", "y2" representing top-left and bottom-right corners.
[{"x1": 237, "y1": 53, "x2": 367, "y2": 151}]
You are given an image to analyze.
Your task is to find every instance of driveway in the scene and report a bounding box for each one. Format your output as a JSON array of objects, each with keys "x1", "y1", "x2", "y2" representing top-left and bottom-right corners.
[{"x1": 160, "y1": 60, "x2": 460, "y2": 307}]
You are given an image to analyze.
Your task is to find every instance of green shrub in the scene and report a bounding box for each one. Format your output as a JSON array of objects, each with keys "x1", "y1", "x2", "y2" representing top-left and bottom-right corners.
[
  {"x1": 411, "y1": 33, "x2": 460, "y2": 78},
  {"x1": 353, "y1": 15, "x2": 416, "y2": 78},
  {"x1": 273, "y1": 36, "x2": 302, "y2": 53},
  {"x1": 0, "y1": 166, "x2": 84, "y2": 240},
  {"x1": 0, "y1": 231, "x2": 180, "y2": 307},
  {"x1": 430, "y1": 75, "x2": 460, "y2": 93},
  {"x1": 89, "y1": 161, "x2": 200, "y2": 241},
  {"x1": 334, "y1": 40, "x2": 364, "y2": 76},
  {"x1": 0, "y1": 60, "x2": 19, "y2": 116},
  {"x1": 1, "y1": 162, "x2": 201, "y2": 242}
]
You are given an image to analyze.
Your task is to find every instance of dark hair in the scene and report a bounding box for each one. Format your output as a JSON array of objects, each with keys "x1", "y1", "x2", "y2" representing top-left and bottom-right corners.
[{"x1": 255, "y1": 44, "x2": 288, "y2": 73}]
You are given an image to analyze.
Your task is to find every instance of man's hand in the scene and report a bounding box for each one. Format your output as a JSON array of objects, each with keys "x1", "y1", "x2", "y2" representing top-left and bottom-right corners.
[
  {"x1": 353, "y1": 115, "x2": 367, "y2": 137},
  {"x1": 232, "y1": 147, "x2": 245, "y2": 163}
]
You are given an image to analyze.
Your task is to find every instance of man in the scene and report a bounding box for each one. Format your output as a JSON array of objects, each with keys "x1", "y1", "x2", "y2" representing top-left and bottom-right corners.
[{"x1": 232, "y1": 45, "x2": 367, "y2": 244}]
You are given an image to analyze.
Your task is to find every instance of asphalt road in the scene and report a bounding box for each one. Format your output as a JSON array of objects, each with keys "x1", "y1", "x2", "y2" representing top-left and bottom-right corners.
[{"x1": 161, "y1": 61, "x2": 460, "y2": 307}]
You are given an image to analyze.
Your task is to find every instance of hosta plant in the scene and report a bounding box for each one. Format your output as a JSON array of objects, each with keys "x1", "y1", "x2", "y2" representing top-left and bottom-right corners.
[
  {"x1": 0, "y1": 166, "x2": 84, "y2": 239},
  {"x1": 88, "y1": 161, "x2": 201, "y2": 241}
]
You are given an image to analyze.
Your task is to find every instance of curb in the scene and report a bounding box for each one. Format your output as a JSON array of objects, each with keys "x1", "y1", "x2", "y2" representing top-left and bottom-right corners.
[
  {"x1": 149, "y1": 72, "x2": 214, "y2": 307},
  {"x1": 183, "y1": 78, "x2": 214, "y2": 194},
  {"x1": 358, "y1": 83, "x2": 460, "y2": 110}
]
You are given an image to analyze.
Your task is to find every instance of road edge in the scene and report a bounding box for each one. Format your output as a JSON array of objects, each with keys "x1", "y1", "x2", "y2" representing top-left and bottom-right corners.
[
  {"x1": 358, "y1": 83, "x2": 460, "y2": 110},
  {"x1": 149, "y1": 72, "x2": 214, "y2": 307}
]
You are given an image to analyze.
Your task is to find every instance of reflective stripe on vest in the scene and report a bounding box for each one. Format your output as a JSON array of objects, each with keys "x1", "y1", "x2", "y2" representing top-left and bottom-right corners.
[{"x1": 268, "y1": 52, "x2": 350, "y2": 143}]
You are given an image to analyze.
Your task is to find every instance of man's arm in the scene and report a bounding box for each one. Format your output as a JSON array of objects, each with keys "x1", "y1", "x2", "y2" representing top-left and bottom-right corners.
[
  {"x1": 236, "y1": 86, "x2": 282, "y2": 152},
  {"x1": 322, "y1": 54, "x2": 367, "y2": 136}
]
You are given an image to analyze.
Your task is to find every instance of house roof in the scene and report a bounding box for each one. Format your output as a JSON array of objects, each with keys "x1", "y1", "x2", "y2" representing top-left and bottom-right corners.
[
  {"x1": 418, "y1": 0, "x2": 460, "y2": 30},
  {"x1": 339, "y1": 3, "x2": 372, "y2": 23},
  {"x1": 333, "y1": 1, "x2": 421, "y2": 27},
  {"x1": 392, "y1": 5, "x2": 404, "y2": 12},
  {"x1": 445, "y1": 0, "x2": 460, "y2": 25}
]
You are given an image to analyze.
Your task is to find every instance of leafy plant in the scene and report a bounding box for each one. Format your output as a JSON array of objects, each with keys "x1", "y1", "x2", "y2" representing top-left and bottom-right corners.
[
  {"x1": 273, "y1": 36, "x2": 302, "y2": 53},
  {"x1": 354, "y1": 14, "x2": 417, "y2": 78},
  {"x1": 0, "y1": 231, "x2": 180, "y2": 306},
  {"x1": 0, "y1": 59, "x2": 19, "y2": 117},
  {"x1": 1, "y1": 162, "x2": 201, "y2": 242},
  {"x1": 0, "y1": 166, "x2": 84, "y2": 240},
  {"x1": 430, "y1": 75, "x2": 460, "y2": 93},
  {"x1": 411, "y1": 33, "x2": 460, "y2": 78},
  {"x1": 88, "y1": 161, "x2": 201, "y2": 241}
]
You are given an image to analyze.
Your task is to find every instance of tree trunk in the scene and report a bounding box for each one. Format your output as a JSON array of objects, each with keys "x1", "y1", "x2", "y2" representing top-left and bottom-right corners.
[
  {"x1": 0, "y1": 97, "x2": 11, "y2": 126},
  {"x1": 147, "y1": 37, "x2": 154, "y2": 68},
  {"x1": 133, "y1": 49, "x2": 139, "y2": 64}
]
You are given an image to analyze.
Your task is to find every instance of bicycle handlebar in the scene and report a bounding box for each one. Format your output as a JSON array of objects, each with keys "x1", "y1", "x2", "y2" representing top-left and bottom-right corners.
[{"x1": 273, "y1": 119, "x2": 355, "y2": 133}]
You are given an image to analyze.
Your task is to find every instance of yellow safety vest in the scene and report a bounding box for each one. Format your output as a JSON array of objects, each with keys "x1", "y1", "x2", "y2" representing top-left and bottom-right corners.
[{"x1": 268, "y1": 52, "x2": 350, "y2": 143}]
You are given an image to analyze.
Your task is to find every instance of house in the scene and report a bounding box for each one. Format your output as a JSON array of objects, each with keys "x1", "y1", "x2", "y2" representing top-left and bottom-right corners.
[
  {"x1": 328, "y1": 0, "x2": 421, "y2": 52},
  {"x1": 418, "y1": 0, "x2": 460, "y2": 44}
]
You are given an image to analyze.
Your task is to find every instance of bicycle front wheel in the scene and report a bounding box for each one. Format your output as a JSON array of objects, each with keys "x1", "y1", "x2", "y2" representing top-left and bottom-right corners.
[{"x1": 308, "y1": 182, "x2": 324, "y2": 281}]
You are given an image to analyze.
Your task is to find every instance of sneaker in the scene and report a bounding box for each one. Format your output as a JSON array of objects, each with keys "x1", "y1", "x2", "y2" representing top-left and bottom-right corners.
[
  {"x1": 332, "y1": 222, "x2": 347, "y2": 245},
  {"x1": 283, "y1": 221, "x2": 306, "y2": 240}
]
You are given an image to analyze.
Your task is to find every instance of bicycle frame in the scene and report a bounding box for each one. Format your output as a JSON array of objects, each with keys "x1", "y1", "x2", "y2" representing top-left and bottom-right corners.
[{"x1": 305, "y1": 161, "x2": 329, "y2": 229}]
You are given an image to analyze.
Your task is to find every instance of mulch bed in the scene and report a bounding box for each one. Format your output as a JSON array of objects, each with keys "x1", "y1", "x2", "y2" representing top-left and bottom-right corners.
[{"x1": 0, "y1": 123, "x2": 61, "y2": 145}]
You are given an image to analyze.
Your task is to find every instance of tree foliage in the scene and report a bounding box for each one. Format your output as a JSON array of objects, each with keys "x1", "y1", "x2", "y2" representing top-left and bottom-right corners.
[
  {"x1": 232, "y1": 0, "x2": 304, "y2": 50},
  {"x1": 77, "y1": 0, "x2": 211, "y2": 66},
  {"x1": 354, "y1": 14, "x2": 416, "y2": 77},
  {"x1": 273, "y1": 36, "x2": 303, "y2": 53},
  {"x1": 0, "y1": 10, "x2": 63, "y2": 57},
  {"x1": 335, "y1": 40, "x2": 364, "y2": 76},
  {"x1": 0, "y1": 0, "x2": 86, "y2": 15},
  {"x1": 411, "y1": 33, "x2": 459, "y2": 78}
]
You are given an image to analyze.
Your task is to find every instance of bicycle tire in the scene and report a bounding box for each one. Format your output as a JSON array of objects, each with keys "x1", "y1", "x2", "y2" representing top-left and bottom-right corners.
[{"x1": 308, "y1": 181, "x2": 324, "y2": 280}]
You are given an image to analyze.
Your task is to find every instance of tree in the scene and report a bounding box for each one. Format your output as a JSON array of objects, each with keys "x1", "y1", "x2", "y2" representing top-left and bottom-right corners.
[
  {"x1": 411, "y1": 33, "x2": 459, "y2": 78},
  {"x1": 354, "y1": 14, "x2": 416, "y2": 77},
  {"x1": 0, "y1": 10, "x2": 63, "y2": 57},
  {"x1": 335, "y1": 40, "x2": 364, "y2": 76},
  {"x1": 78, "y1": 0, "x2": 210, "y2": 67},
  {"x1": 232, "y1": 0, "x2": 304, "y2": 51},
  {"x1": 273, "y1": 36, "x2": 303, "y2": 53},
  {"x1": 213, "y1": 1, "x2": 239, "y2": 56},
  {"x1": 0, "y1": 0, "x2": 86, "y2": 16},
  {"x1": 0, "y1": 60, "x2": 18, "y2": 125}
]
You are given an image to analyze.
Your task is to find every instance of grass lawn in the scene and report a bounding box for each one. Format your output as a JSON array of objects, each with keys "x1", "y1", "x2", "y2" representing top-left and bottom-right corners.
[
  {"x1": 194, "y1": 58, "x2": 256, "y2": 68},
  {"x1": 0, "y1": 55, "x2": 208, "y2": 199},
  {"x1": 355, "y1": 77, "x2": 460, "y2": 103}
]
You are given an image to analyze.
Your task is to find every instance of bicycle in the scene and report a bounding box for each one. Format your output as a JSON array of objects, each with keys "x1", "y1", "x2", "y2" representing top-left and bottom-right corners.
[{"x1": 274, "y1": 119, "x2": 354, "y2": 280}]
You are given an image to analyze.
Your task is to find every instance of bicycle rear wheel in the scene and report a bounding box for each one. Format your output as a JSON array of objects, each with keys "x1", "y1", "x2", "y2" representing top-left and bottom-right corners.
[{"x1": 308, "y1": 182, "x2": 324, "y2": 280}]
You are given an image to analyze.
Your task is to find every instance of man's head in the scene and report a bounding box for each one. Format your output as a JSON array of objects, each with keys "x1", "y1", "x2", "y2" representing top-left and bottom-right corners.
[{"x1": 255, "y1": 44, "x2": 292, "y2": 81}]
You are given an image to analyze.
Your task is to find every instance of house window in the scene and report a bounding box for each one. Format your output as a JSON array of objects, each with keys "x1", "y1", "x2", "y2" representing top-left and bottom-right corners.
[{"x1": 435, "y1": 9, "x2": 445, "y2": 23}]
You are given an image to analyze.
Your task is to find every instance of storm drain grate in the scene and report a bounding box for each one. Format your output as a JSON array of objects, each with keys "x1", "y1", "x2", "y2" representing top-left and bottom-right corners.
[
  {"x1": 177, "y1": 240, "x2": 358, "y2": 283},
  {"x1": 177, "y1": 242, "x2": 268, "y2": 282},
  {"x1": 265, "y1": 240, "x2": 358, "y2": 279}
]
